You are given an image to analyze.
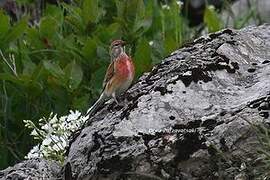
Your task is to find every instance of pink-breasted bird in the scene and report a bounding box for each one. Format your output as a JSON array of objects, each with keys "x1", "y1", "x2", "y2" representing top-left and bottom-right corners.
[{"x1": 86, "y1": 40, "x2": 135, "y2": 116}]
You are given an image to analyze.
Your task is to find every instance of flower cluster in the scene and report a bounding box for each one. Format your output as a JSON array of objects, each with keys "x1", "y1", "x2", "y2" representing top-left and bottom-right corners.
[{"x1": 24, "y1": 110, "x2": 88, "y2": 163}]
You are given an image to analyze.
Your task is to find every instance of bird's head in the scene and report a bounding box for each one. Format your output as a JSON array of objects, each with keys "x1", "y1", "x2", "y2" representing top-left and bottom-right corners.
[{"x1": 110, "y1": 39, "x2": 126, "y2": 60}]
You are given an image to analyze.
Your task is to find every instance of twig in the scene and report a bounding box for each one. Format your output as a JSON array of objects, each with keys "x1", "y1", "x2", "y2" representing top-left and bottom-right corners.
[{"x1": 0, "y1": 49, "x2": 18, "y2": 77}]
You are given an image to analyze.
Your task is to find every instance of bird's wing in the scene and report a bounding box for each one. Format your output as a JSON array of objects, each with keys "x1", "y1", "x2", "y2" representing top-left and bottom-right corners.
[{"x1": 103, "y1": 61, "x2": 114, "y2": 88}]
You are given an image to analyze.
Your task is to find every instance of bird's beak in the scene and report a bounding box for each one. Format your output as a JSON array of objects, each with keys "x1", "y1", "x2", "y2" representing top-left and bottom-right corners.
[{"x1": 122, "y1": 41, "x2": 126, "y2": 46}]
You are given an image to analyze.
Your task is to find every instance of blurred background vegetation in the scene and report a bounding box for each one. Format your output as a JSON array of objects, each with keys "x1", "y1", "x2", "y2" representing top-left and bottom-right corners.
[{"x1": 0, "y1": 0, "x2": 267, "y2": 169}]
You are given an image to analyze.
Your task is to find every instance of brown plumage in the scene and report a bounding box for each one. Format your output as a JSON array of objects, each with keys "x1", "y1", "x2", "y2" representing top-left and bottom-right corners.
[{"x1": 86, "y1": 40, "x2": 135, "y2": 116}]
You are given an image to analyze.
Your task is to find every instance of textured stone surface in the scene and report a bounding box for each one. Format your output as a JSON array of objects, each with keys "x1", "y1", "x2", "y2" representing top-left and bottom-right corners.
[
  {"x1": 65, "y1": 25, "x2": 270, "y2": 179},
  {"x1": 0, "y1": 158, "x2": 61, "y2": 180}
]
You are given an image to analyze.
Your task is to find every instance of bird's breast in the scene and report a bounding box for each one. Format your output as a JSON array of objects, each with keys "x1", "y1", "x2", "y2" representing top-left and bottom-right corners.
[{"x1": 116, "y1": 55, "x2": 134, "y2": 80}]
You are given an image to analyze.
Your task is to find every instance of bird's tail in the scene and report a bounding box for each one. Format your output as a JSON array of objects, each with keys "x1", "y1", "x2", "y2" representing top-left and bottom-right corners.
[{"x1": 86, "y1": 92, "x2": 107, "y2": 117}]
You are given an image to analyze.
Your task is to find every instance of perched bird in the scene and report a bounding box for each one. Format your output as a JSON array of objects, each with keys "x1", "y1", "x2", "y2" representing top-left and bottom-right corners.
[{"x1": 86, "y1": 40, "x2": 135, "y2": 116}]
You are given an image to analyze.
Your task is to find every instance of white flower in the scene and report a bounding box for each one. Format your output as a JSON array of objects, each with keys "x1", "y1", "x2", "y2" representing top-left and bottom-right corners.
[
  {"x1": 176, "y1": 0, "x2": 183, "y2": 7},
  {"x1": 52, "y1": 143, "x2": 62, "y2": 152},
  {"x1": 61, "y1": 138, "x2": 67, "y2": 147},
  {"x1": 162, "y1": 4, "x2": 170, "y2": 10},
  {"x1": 42, "y1": 138, "x2": 52, "y2": 146},
  {"x1": 24, "y1": 109, "x2": 88, "y2": 162},
  {"x1": 42, "y1": 123, "x2": 51, "y2": 131},
  {"x1": 208, "y1": 5, "x2": 215, "y2": 10},
  {"x1": 30, "y1": 129, "x2": 38, "y2": 136},
  {"x1": 50, "y1": 114, "x2": 58, "y2": 124},
  {"x1": 67, "y1": 110, "x2": 81, "y2": 121},
  {"x1": 25, "y1": 145, "x2": 40, "y2": 159}
]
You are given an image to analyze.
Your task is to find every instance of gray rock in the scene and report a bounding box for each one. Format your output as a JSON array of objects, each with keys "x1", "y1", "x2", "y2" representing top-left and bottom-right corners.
[
  {"x1": 65, "y1": 25, "x2": 270, "y2": 179},
  {"x1": 0, "y1": 158, "x2": 61, "y2": 180}
]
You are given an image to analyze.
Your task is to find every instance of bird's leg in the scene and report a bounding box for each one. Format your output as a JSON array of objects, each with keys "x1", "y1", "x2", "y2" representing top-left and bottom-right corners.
[{"x1": 112, "y1": 92, "x2": 119, "y2": 105}]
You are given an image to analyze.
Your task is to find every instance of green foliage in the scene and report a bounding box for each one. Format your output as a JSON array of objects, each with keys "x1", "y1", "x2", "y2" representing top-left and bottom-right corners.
[
  {"x1": 0, "y1": 0, "x2": 189, "y2": 168},
  {"x1": 134, "y1": 38, "x2": 152, "y2": 78},
  {"x1": 204, "y1": 1, "x2": 261, "y2": 32},
  {"x1": 0, "y1": 11, "x2": 10, "y2": 39},
  {"x1": 204, "y1": 5, "x2": 223, "y2": 33},
  {"x1": 233, "y1": 4, "x2": 258, "y2": 29},
  {"x1": 253, "y1": 124, "x2": 270, "y2": 179}
]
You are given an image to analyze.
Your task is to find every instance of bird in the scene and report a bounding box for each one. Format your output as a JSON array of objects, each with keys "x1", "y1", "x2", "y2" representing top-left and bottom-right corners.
[{"x1": 86, "y1": 39, "x2": 135, "y2": 116}]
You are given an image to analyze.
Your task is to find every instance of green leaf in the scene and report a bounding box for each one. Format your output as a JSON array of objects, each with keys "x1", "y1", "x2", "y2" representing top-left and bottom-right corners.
[
  {"x1": 164, "y1": 36, "x2": 178, "y2": 55},
  {"x1": 135, "y1": 0, "x2": 145, "y2": 20},
  {"x1": 171, "y1": 0, "x2": 182, "y2": 44},
  {"x1": 62, "y1": 3, "x2": 84, "y2": 33},
  {"x1": 22, "y1": 58, "x2": 37, "y2": 75},
  {"x1": 0, "y1": 11, "x2": 10, "y2": 40},
  {"x1": 124, "y1": 0, "x2": 140, "y2": 22},
  {"x1": 133, "y1": 0, "x2": 152, "y2": 36},
  {"x1": 72, "y1": 94, "x2": 90, "y2": 110},
  {"x1": 64, "y1": 61, "x2": 83, "y2": 91},
  {"x1": 151, "y1": 34, "x2": 165, "y2": 64},
  {"x1": 26, "y1": 28, "x2": 44, "y2": 49},
  {"x1": 115, "y1": 0, "x2": 144, "y2": 26},
  {"x1": 40, "y1": 17, "x2": 58, "y2": 39},
  {"x1": 106, "y1": 23, "x2": 120, "y2": 37},
  {"x1": 44, "y1": 4, "x2": 63, "y2": 20},
  {"x1": 90, "y1": 64, "x2": 107, "y2": 91},
  {"x1": 94, "y1": 23, "x2": 120, "y2": 42},
  {"x1": 82, "y1": 38, "x2": 97, "y2": 66},
  {"x1": 0, "y1": 73, "x2": 21, "y2": 84},
  {"x1": 115, "y1": 0, "x2": 125, "y2": 18},
  {"x1": 43, "y1": 61, "x2": 65, "y2": 79},
  {"x1": 82, "y1": 0, "x2": 99, "y2": 24},
  {"x1": 148, "y1": 1, "x2": 162, "y2": 35},
  {"x1": 204, "y1": 5, "x2": 222, "y2": 33},
  {"x1": 3, "y1": 17, "x2": 28, "y2": 44},
  {"x1": 133, "y1": 19, "x2": 152, "y2": 38},
  {"x1": 96, "y1": 45, "x2": 109, "y2": 61},
  {"x1": 30, "y1": 63, "x2": 46, "y2": 89},
  {"x1": 134, "y1": 38, "x2": 152, "y2": 78}
]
